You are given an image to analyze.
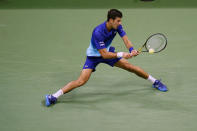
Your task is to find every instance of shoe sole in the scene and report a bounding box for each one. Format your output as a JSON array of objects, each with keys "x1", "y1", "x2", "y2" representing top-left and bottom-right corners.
[
  {"x1": 45, "y1": 95, "x2": 51, "y2": 107},
  {"x1": 152, "y1": 85, "x2": 168, "y2": 92}
]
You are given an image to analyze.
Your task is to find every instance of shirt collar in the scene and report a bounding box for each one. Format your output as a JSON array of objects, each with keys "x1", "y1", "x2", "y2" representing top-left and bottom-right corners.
[{"x1": 103, "y1": 21, "x2": 109, "y2": 33}]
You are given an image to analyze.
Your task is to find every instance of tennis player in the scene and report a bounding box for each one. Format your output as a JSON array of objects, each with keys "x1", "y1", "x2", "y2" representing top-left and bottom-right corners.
[{"x1": 45, "y1": 9, "x2": 168, "y2": 106}]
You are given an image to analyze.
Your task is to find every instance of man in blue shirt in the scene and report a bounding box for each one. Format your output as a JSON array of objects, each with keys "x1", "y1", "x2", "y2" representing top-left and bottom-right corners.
[{"x1": 45, "y1": 9, "x2": 168, "y2": 106}]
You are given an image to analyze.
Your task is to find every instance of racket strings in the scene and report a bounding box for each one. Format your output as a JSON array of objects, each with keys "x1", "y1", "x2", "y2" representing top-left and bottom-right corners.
[{"x1": 146, "y1": 34, "x2": 167, "y2": 52}]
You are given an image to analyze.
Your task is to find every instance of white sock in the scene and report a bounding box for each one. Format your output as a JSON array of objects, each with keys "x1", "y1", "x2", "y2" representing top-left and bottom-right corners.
[
  {"x1": 52, "y1": 89, "x2": 63, "y2": 98},
  {"x1": 147, "y1": 75, "x2": 156, "y2": 84}
]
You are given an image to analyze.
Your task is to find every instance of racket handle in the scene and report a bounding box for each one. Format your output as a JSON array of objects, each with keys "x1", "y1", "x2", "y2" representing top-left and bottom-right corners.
[{"x1": 138, "y1": 47, "x2": 142, "y2": 53}]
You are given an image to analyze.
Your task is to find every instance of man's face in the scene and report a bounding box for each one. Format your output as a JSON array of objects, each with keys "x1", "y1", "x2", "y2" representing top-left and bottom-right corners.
[{"x1": 110, "y1": 17, "x2": 122, "y2": 29}]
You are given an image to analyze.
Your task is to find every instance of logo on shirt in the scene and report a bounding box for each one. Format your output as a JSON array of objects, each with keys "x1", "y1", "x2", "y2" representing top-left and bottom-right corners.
[{"x1": 99, "y1": 41, "x2": 105, "y2": 46}]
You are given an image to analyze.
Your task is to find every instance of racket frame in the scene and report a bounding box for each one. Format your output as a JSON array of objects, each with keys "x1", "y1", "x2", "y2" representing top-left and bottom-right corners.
[{"x1": 138, "y1": 33, "x2": 167, "y2": 53}]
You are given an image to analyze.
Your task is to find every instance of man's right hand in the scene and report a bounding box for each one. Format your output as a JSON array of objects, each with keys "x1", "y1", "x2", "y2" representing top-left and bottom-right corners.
[
  {"x1": 131, "y1": 50, "x2": 139, "y2": 57},
  {"x1": 122, "y1": 52, "x2": 133, "y2": 59}
]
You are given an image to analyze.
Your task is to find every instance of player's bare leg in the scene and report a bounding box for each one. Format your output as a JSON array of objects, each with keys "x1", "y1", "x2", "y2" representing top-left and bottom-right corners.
[
  {"x1": 45, "y1": 69, "x2": 93, "y2": 106},
  {"x1": 114, "y1": 58, "x2": 149, "y2": 79},
  {"x1": 114, "y1": 58, "x2": 168, "y2": 92},
  {"x1": 61, "y1": 69, "x2": 93, "y2": 93}
]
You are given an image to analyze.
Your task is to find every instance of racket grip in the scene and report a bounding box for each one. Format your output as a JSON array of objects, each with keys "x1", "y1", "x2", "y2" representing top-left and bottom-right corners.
[{"x1": 138, "y1": 47, "x2": 142, "y2": 53}]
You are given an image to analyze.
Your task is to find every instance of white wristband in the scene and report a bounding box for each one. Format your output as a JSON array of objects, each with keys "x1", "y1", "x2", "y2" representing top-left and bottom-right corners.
[{"x1": 117, "y1": 52, "x2": 123, "y2": 58}]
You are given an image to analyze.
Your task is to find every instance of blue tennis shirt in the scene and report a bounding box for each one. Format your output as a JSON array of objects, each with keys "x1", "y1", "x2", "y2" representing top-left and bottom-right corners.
[{"x1": 86, "y1": 21, "x2": 126, "y2": 57}]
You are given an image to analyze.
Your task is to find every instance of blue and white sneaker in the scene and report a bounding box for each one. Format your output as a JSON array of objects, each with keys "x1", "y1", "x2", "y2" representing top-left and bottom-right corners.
[
  {"x1": 45, "y1": 95, "x2": 57, "y2": 107},
  {"x1": 152, "y1": 80, "x2": 168, "y2": 92}
]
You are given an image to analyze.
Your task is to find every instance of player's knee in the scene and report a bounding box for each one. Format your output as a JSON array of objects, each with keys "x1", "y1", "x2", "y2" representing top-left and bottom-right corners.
[
  {"x1": 76, "y1": 79, "x2": 87, "y2": 87},
  {"x1": 128, "y1": 65, "x2": 138, "y2": 72},
  {"x1": 131, "y1": 65, "x2": 141, "y2": 73},
  {"x1": 125, "y1": 64, "x2": 135, "y2": 72}
]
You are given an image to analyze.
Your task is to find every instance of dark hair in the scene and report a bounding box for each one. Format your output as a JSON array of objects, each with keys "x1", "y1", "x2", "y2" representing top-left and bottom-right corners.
[{"x1": 107, "y1": 9, "x2": 122, "y2": 21}]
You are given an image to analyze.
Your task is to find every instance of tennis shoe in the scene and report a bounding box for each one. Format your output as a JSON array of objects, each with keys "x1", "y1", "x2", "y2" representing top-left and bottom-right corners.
[
  {"x1": 45, "y1": 94, "x2": 57, "y2": 106},
  {"x1": 152, "y1": 80, "x2": 168, "y2": 92}
]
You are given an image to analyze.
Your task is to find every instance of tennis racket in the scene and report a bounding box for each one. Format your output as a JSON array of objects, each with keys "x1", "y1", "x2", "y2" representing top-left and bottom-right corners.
[{"x1": 138, "y1": 33, "x2": 167, "y2": 53}]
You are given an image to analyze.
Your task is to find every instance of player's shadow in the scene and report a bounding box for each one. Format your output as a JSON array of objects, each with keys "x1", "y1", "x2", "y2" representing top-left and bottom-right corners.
[
  {"x1": 57, "y1": 82, "x2": 187, "y2": 112},
  {"x1": 58, "y1": 88, "x2": 188, "y2": 112},
  {"x1": 58, "y1": 83, "x2": 159, "y2": 107},
  {"x1": 40, "y1": 81, "x2": 152, "y2": 107},
  {"x1": 41, "y1": 79, "x2": 187, "y2": 112},
  {"x1": 58, "y1": 80, "x2": 151, "y2": 103},
  {"x1": 59, "y1": 87, "x2": 151, "y2": 103}
]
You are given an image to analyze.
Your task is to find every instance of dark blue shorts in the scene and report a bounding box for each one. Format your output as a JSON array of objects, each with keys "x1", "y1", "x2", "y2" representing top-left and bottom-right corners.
[{"x1": 83, "y1": 46, "x2": 122, "y2": 72}]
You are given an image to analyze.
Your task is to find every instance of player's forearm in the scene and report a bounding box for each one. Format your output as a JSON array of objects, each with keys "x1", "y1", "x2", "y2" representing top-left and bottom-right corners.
[
  {"x1": 125, "y1": 39, "x2": 134, "y2": 49},
  {"x1": 122, "y1": 35, "x2": 134, "y2": 50},
  {"x1": 102, "y1": 52, "x2": 118, "y2": 59}
]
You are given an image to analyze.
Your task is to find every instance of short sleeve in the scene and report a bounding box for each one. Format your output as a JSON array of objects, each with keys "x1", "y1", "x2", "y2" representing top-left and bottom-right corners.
[
  {"x1": 93, "y1": 30, "x2": 106, "y2": 50},
  {"x1": 117, "y1": 25, "x2": 126, "y2": 37}
]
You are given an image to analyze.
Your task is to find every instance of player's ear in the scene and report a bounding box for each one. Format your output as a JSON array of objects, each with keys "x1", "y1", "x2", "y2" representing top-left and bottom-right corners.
[{"x1": 108, "y1": 18, "x2": 113, "y2": 23}]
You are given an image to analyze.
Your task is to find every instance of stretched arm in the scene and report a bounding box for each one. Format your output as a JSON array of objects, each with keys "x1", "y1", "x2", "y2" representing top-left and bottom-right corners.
[
  {"x1": 122, "y1": 35, "x2": 134, "y2": 50},
  {"x1": 98, "y1": 48, "x2": 132, "y2": 59},
  {"x1": 122, "y1": 35, "x2": 139, "y2": 56}
]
